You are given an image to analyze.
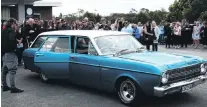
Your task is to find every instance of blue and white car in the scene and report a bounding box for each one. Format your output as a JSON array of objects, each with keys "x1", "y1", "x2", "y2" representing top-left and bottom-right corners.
[{"x1": 23, "y1": 30, "x2": 207, "y2": 106}]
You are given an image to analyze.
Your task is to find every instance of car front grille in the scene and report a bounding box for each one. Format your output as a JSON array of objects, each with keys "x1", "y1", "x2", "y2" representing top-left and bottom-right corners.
[{"x1": 167, "y1": 63, "x2": 201, "y2": 84}]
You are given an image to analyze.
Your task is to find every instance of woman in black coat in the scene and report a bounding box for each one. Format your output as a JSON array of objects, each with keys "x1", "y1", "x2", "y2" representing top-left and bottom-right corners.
[{"x1": 164, "y1": 22, "x2": 172, "y2": 48}]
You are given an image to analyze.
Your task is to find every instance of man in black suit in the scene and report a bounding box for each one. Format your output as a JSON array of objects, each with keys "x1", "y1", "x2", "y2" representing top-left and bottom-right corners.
[{"x1": 23, "y1": 18, "x2": 40, "y2": 48}]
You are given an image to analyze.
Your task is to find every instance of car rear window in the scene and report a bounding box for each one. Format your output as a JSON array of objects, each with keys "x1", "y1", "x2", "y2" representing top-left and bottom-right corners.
[{"x1": 31, "y1": 36, "x2": 47, "y2": 48}]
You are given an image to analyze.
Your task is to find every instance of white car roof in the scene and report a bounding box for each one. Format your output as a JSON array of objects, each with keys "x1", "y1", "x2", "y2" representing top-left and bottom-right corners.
[{"x1": 39, "y1": 30, "x2": 129, "y2": 38}]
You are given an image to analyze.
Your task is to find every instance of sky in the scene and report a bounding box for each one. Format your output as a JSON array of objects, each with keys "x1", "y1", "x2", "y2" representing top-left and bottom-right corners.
[{"x1": 42, "y1": 0, "x2": 175, "y2": 16}]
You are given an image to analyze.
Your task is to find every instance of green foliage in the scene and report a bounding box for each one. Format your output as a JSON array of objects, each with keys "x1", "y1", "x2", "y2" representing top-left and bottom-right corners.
[
  {"x1": 199, "y1": 11, "x2": 207, "y2": 21},
  {"x1": 59, "y1": 13, "x2": 63, "y2": 19},
  {"x1": 168, "y1": 0, "x2": 207, "y2": 22},
  {"x1": 60, "y1": 1, "x2": 207, "y2": 24}
]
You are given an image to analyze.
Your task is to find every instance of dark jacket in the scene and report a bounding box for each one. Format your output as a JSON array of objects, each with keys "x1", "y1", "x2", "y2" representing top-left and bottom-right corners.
[
  {"x1": 24, "y1": 24, "x2": 40, "y2": 42},
  {"x1": 164, "y1": 25, "x2": 172, "y2": 38},
  {"x1": 81, "y1": 25, "x2": 90, "y2": 30},
  {"x1": 1, "y1": 27, "x2": 17, "y2": 54}
]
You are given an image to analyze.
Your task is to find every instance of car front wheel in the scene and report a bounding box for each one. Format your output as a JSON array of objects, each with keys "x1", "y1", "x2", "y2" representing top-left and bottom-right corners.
[{"x1": 117, "y1": 79, "x2": 143, "y2": 106}]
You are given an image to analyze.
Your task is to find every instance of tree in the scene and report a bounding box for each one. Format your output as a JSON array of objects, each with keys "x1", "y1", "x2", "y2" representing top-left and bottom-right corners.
[
  {"x1": 129, "y1": 8, "x2": 138, "y2": 14},
  {"x1": 140, "y1": 8, "x2": 150, "y2": 14},
  {"x1": 199, "y1": 11, "x2": 207, "y2": 21},
  {"x1": 77, "y1": 9, "x2": 85, "y2": 17},
  {"x1": 59, "y1": 13, "x2": 63, "y2": 19},
  {"x1": 168, "y1": 0, "x2": 183, "y2": 21},
  {"x1": 137, "y1": 12, "x2": 150, "y2": 24},
  {"x1": 168, "y1": 0, "x2": 207, "y2": 22}
]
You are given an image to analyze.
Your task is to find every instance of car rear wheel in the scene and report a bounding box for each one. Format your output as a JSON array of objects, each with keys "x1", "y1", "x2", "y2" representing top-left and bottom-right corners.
[
  {"x1": 117, "y1": 79, "x2": 143, "y2": 106},
  {"x1": 40, "y1": 71, "x2": 49, "y2": 83}
]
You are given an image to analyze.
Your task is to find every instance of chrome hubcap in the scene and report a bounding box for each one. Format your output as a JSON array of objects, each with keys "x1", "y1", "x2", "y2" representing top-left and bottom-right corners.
[
  {"x1": 41, "y1": 73, "x2": 48, "y2": 81},
  {"x1": 120, "y1": 80, "x2": 136, "y2": 102}
]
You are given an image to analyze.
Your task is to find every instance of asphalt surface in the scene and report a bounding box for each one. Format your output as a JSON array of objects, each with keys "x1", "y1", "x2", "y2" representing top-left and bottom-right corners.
[{"x1": 2, "y1": 45, "x2": 207, "y2": 107}]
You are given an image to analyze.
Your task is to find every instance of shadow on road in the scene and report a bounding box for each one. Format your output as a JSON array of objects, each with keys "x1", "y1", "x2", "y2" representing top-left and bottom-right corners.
[{"x1": 25, "y1": 73, "x2": 198, "y2": 107}]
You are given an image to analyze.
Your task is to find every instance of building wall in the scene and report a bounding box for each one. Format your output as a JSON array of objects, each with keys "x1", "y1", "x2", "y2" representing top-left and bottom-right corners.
[
  {"x1": 1, "y1": 6, "x2": 10, "y2": 20},
  {"x1": 10, "y1": 6, "x2": 18, "y2": 20},
  {"x1": 1, "y1": 6, "x2": 18, "y2": 21},
  {"x1": 33, "y1": 6, "x2": 52, "y2": 20},
  {"x1": 1, "y1": 6, "x2": 53, "y2": 21}
]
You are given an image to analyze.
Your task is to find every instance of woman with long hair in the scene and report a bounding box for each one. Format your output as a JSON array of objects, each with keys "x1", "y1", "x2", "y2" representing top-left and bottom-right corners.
[
  {"x1": 143, "y1": 21, "x2": 153, "y2": 51},
  {"x1": 151, "y1": 21, "x2": 160, "y2": 51}
]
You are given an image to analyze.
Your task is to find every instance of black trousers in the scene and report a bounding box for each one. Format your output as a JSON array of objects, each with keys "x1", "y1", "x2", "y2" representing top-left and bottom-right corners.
[
  {"x1": 173, "y1": 35, "x2": 181, "y2": 46},
  {"x1": 181, "y1": 35, "x2": 188, "y2": 48},
  {"x1": 139, "y1": 36, "x2": 144, "y2": 45},
  {"x1": 16, "y1": 48, "x2": 24, "y2": 64},
  {"x1": 204, "y1": 36, "x2": 207, "y2": 45},
  {"x1": 153, "y1": 43, "x2": 158, "y2": 51},
  {"x1": 166, "y1": 36, "x2": 172, "y2": 48},
  {"x1": 136, "y1": 38, "x2": 141, "y2": 43},
  {"x1": 146, "y1": 40, "x2": 153, "y2": 51}
]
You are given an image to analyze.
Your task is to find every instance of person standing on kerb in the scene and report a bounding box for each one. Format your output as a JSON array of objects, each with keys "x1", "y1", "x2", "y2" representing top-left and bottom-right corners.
[{"x1": 1, "y1": 18, "x2": 24, "y2": 93}]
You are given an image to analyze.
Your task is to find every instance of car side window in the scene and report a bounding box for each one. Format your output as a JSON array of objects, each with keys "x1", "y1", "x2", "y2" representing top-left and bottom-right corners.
[
  {"x1": 70, "y1": 36, "x2": 75, "y2": 53},
  {"x1": 88, "y1": 41, "x2": 98, "y2": 55},
  {"x1": 40, "y1": 37, "x2": 58, "y2": 52},
  {"x1": 75, "y1": 37, "x2": 98, "y2": 55},
  {"x1": 51, "y1": 37, "x2": 70, "y2": 53},
  {"x1": 31, "y1": 36, "x2": 47, "y2": 48}
]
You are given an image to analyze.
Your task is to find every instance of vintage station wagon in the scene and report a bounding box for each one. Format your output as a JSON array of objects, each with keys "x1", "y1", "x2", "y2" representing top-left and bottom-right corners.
[{"x1": 23, "y1": 30, "x2": 207, "y2": 106}]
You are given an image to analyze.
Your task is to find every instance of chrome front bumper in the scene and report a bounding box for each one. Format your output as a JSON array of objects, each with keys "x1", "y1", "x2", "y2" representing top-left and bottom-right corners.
[{"x1": 154, "y1": 75, "x2": 207, "y2": 97}]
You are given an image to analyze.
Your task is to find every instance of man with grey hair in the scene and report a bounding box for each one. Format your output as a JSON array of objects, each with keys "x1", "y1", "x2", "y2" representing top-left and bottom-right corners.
[
  {"x1": 81, "y1": 17, "x2": 90, "y2": 30},
  {"x1": 24, "y1": 18, "x2": 39, "y2": 48},
  {"x1": 1, "y1": 18, "x2": 24, "y2": 93}
]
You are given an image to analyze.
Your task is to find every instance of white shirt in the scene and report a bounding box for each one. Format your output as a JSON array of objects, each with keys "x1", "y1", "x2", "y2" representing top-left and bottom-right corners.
[
  {"x1": 193, "y1": 26, "x2": 201, "y2": 35},
  {"x1": 137, "y1": 26, "x2": 143, "y2": 35},
  {"x1": 174, "y1": 26, "x2": 181, "y2": 36}
]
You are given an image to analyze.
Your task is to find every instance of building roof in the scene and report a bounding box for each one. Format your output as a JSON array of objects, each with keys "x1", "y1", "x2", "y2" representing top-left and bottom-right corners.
[
  {"x1": 39, "y1": 30, "x2": 129, "y2": 38},
  {"x1": 1, "y1": 0, "x2": 61, "y2": 7},
  {"x1": 33, "y1": 0, "x2": 61, "y2": 7},
  {"x1": 2, "y1": 0, "x2": 40, "y2": 5}
]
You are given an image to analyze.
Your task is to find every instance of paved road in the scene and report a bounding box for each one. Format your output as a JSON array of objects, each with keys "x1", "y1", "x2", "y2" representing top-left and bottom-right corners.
[{"x1": 2, "y1": 46, "x2": 207, "y2": 107}]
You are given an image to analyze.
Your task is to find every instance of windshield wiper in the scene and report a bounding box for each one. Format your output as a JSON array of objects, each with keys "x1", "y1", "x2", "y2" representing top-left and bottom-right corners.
[{"x1": 114, "y1": 49, "x2": 129, "y2": 56}]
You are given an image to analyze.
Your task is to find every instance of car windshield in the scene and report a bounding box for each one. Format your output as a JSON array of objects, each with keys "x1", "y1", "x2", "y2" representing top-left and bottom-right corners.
[{"x1": 94, "y1": 35, "x2": 143, "y2": 55}]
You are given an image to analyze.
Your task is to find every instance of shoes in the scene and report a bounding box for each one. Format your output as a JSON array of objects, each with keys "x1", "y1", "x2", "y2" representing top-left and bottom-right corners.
[
  {"x1": 2, "y1": 86, "x2": 11, "y2": 91},
  {"x1": 11, "y1": 88, "x2": 24, "y2": 93}
]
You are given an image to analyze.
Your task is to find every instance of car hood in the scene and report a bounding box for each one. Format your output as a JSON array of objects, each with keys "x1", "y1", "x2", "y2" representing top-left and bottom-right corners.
[{"x1": 118, "y1": 51, "x2": 203, "y2": 70}]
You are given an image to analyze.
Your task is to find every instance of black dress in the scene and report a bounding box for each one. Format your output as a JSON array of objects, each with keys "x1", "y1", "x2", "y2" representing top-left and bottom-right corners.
[
  {"x1": 144, "y1": 25, "x2": 153, "y2": 50},
  {"x1": 164, "y1": 25, "x2": 172, "y2": 48},
  {"x1": 203, "y1": 27, "x2": 207, "y2": 45}
]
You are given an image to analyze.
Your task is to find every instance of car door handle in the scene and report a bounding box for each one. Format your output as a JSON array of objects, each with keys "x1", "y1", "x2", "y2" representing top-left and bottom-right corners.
[{"x1": 36, "y1": 53, "x2": 44, "y2": 56}]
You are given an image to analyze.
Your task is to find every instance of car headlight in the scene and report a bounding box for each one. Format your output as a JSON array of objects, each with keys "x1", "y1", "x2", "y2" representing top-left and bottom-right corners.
[
  {"x1": 161, "y1": 72, "x2": 169, "y2": 84},
  {"x1": 200, "y1": 63, "x2": 207, "y2": 74}
]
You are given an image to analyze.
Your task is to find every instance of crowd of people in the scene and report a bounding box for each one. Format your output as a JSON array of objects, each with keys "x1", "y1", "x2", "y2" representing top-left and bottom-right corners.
[
  {"x1": 1, "y1": 17, "x2": 207, "y2": 66},
  {"x1": 163, "y1": 21, "x2": 207, "y2": 49}
]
